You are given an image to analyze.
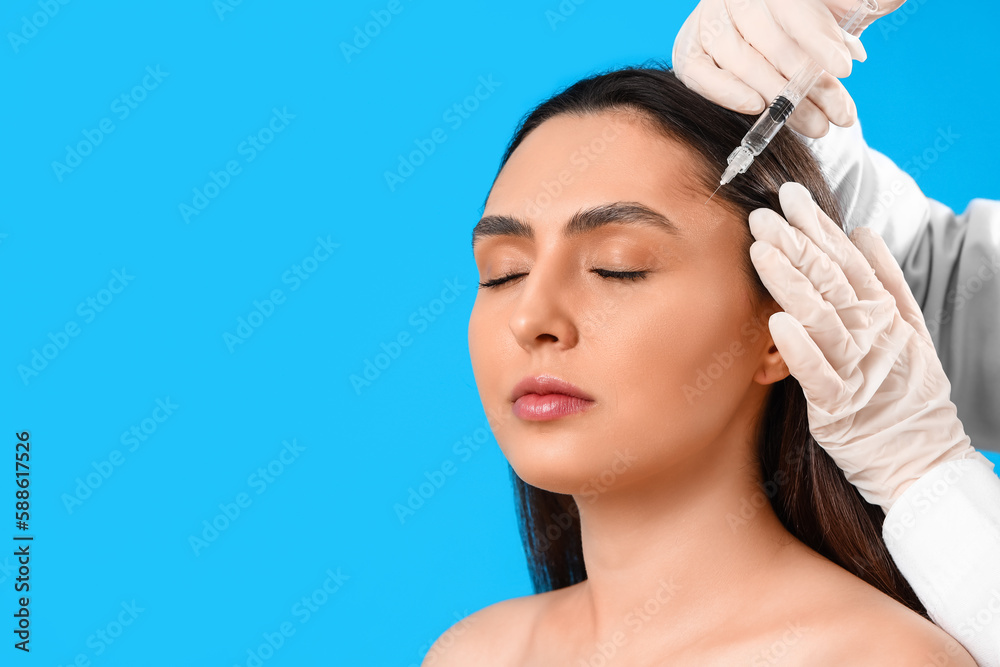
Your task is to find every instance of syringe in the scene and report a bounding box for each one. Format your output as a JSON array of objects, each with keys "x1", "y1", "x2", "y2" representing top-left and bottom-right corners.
[{"x1": 705, "y1": 0, "x2": 878, "y2": 203}]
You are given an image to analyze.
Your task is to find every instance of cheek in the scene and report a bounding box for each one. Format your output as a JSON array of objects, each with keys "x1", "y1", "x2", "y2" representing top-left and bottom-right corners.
[
  {"x1": 468, "y1": 299, "x2": 510, "y2": 404},
  {"x1": 468, "y1": 301, "x2": 490, "y2": 387},
  {"x1": 603, "y1": 275, "x2": 761, "y2": 428}
]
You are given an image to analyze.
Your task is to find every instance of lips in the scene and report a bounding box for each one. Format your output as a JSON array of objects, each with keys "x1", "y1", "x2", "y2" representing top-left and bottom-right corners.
[
  {"x1": 512, "y1": 393, "x2": 594, "y2": 421},
  {"x1": 510, "y1": 374, "x2": 595, "y2": 402}
]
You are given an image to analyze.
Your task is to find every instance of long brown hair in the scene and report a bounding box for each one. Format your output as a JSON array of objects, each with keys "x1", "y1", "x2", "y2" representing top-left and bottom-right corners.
[{"x1": 484, "y1": 61, "x2": 926, "y2": 618}]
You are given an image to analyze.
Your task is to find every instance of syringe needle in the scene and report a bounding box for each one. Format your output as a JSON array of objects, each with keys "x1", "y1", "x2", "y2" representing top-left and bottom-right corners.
[{"x1": 704, "y1": 182, "x2": 723, "y2": 205}]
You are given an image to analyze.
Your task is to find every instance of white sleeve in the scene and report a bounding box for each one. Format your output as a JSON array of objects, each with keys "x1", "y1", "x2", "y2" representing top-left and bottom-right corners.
[
  {"x1": 796, "y1": 120, "x2": 931, "y2": 265},
  {"x1": 901, "y1": 197, "x2": 1000, "y2": 452},
  {"x1": 883, "y1": 456, "x2": 1000, "y2": 667}
]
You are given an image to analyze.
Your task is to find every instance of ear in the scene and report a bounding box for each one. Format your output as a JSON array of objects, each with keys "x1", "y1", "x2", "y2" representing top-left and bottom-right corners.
[{"x1": 753, "y1": 305, "x2": 791, "y2": 386}]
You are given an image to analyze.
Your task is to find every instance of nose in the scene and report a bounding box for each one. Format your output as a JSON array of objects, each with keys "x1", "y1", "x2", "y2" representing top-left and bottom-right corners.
[{"x1": 508, "y1": 266, "x2": 580, "y2": 352}]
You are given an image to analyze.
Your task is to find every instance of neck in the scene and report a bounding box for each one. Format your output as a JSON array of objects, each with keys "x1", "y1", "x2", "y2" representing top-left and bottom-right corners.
[{"x1": 568, "y1": 430, "x2": 805, "y2": 649}]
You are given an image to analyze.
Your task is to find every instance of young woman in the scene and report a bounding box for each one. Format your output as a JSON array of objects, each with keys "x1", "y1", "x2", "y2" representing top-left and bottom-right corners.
[{"x1": 425, "y1": 65, "x2": 976, "y2": 665}]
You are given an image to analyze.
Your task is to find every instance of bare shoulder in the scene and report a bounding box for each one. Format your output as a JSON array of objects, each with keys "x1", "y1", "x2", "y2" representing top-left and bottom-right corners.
[
  {"x1": 764, "y1": 548, "x2": 976, "y2": 666},
  {"x1": 421, "y1": 593, "x2": 545, "y2": 667},
  {"x1": 796, "y1": 566, "x2": 976, "y2": 665},
  {"x1": 816, "y1": 607, "x2": 977, "y2": 666}
]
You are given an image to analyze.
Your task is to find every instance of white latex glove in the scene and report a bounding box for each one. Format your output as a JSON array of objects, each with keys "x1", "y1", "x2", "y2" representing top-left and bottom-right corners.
[
  {"x1": 747, "y1": 182, "x2": 986, "y2": 514},
  {"x1": 672, "y1": 0, "x2": 889, "y2": 138}
]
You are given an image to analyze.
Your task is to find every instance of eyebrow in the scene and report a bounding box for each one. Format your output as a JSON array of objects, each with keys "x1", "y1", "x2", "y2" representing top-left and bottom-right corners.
[{"x1": 471, "y1": 201, "x2": 682, "y2": 250}]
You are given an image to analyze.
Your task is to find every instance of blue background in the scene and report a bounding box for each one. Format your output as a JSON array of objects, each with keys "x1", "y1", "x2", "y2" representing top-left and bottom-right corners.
[{"x1": 1, "y1": 0, "x2": 997, "y2": 665}]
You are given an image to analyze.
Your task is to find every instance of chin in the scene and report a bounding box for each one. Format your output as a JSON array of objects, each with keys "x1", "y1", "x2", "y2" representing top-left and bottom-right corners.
[{"x1": 499, "y1": 430, "x2": 611, "y2": 495}]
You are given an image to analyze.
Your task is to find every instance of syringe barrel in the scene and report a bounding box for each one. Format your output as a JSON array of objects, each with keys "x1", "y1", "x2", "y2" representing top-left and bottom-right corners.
[{"x1": 743, "y1": 95, "x2": 795, "y2": 155}]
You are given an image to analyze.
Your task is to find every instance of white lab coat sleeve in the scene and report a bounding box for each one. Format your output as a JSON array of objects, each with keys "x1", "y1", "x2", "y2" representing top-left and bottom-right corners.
[
  {"x1": 795, "y1": 120, "x2": 931, "y2": 268},
  {"x1": 883, "y1": 457, "x2": 1000, "y2": 667},
  {"x1": 798, "y1": 122, "x2": 1000, "y2": 667},
  {"x1": 902, "y1": 196, "x2": 1000, "y2": 452}
]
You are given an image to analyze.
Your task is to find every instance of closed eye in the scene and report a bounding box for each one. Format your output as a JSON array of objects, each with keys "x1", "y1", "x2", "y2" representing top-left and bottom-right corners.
[
  {"x1": 478, "y1": 268, "x2": 649, "y2": 289},
  {"x1": 592, "y1": 268, "x2": 649, "y2": 282}
]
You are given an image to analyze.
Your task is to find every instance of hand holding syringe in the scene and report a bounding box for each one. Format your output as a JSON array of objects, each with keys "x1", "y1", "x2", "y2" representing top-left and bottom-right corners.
[{"x1": 705, "y1": 0, "x2": 878, "y2": 202}]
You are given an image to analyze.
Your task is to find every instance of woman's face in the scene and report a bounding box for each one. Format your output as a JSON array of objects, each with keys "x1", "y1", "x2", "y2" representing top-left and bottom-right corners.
[{"x1": 469, "y1": 112, "x2": 787, "y2": 496}]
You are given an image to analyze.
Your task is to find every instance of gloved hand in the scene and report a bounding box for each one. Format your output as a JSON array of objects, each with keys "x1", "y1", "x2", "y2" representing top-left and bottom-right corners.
[
  {"x1": 747, "y1": 182, "x2": 986, "y2": 514},
  {"x1": 672, "y1": 0, "x2": 903, "y2": 138}
]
